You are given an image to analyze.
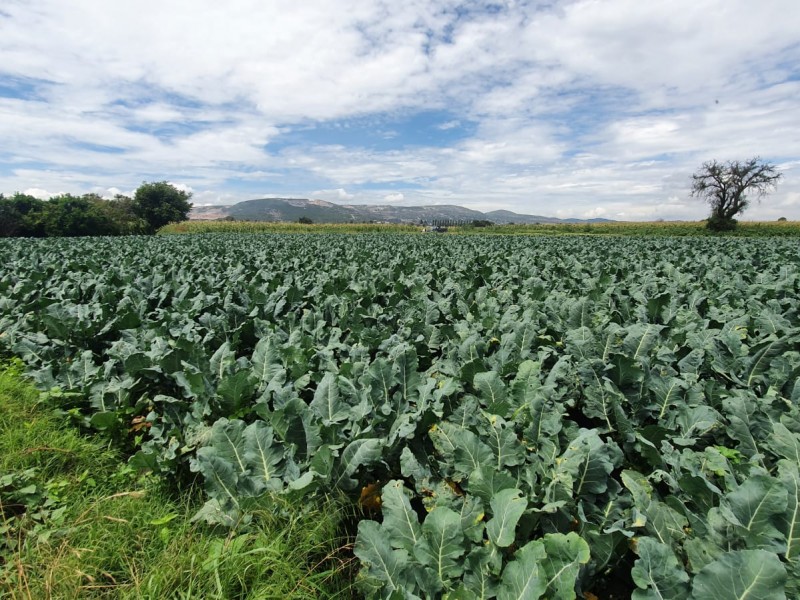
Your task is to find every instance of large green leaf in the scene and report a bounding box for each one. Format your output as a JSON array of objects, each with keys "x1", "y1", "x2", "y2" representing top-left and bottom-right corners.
[
  {"x1": 719, "y1": 475, "x2": 787, "y2": 551},
  {"x1": 432, "y1": 422, "x2": 494, "y2": 478},
  {"x1": 251, "y1": 336, "x2": 284, "y2": 390},
  {"x1": 355, "y1": 520, "x2": 411, "y2": 595},
  {"x1": 413, "y1": 507, "x2": 465, "y2": 593},
  {"x1": 497, "y1": 539, "x2": 547, "y2": 600},
  {"x1": 462, "y1": 547, "x2": 500, "y2": 599},
  {"x1": 487, "y1": 488, "x2": 527, "y2": 548},
  {"x1": 242, "y1": 421, "x2": 284, "y2": 493},
  {"x1": 334, "y1": 437, "x2": 384, "y2": 489},
  {"x1": 381, "y1": 480, "x2": 422, "y2": 553},
  {"x1": 310, "y1": 371, "x2": 349, "y2": 425},
  {"x1": 777, "y1": 460, "x2": 800, "y2": 562},
  {"x1": 539, "y1": 533, "x2": 591, "y2": 599},
  {"x1": 466, "y1": 465, "x2": 517, "y2": 504},
  {"x1": 205, "y1": 418, "x2": 248, "y2": 475},
  {"x1": 622, "y1": 470, "x2": 688, "y2": 545},
  {"x1": 392, "y1": 344, "x2": 421, "y2": 404},
  {"x1": 474, "y1": 371, "x2": 507, "y2": 412},
  {"x1": 631, "y1": 537, "x2": 690, "y2": 600},
  {"x1": 690, "y1": 550, "x2": 787, "y2": 600},
  {"x1": 481, "y1": 413, "x2": 525, "y2": 469}
]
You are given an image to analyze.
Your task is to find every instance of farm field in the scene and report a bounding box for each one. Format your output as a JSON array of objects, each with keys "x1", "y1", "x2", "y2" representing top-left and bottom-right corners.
[
  {"x1": 158, "y1": 219, "x2": 800, "y2": 237},
  {"x1": 1, "y1": 233, "x2": 799, "y2": 598}
]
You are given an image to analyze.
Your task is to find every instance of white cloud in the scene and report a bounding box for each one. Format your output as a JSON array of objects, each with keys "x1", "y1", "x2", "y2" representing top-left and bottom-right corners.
[
  {"x1": 23, "y1": 188, "x2": 58, "y2": 199},
  {"x1": 0, "y1": 1, "x2": 798, "y2": 219},
  {"x1": 437, "y1": 120, "x2": 461, "y2": 130},
  {"x1": 384, "y1": 193, "x2": 405, "y2": 201}
]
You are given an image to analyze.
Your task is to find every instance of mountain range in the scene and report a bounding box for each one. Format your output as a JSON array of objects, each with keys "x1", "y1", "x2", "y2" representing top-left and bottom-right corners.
[{"x1": 189, "y1": 198, "x2": 613, "y2": 224}]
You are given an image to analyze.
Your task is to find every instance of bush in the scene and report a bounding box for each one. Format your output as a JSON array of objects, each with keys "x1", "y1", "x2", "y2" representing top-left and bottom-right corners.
[{"x1": 706, "y1": 215, "x2": 738, "y2": 232}]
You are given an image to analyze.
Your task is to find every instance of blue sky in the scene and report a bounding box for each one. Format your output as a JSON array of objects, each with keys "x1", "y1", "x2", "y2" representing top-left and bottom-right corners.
[{"x1": 1, "y1": 0, "x2": 799, "y2": 220}]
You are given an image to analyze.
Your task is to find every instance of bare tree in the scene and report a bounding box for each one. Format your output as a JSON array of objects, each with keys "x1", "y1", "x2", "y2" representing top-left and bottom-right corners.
[{"x1": 691, "y1": 157, "x2": 782, "y2": 230}]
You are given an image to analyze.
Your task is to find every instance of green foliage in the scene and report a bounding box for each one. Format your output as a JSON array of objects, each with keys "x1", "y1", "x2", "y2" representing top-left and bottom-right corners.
[
  {"x1": 706, "y1": 215, "x2": 738, "y2": 231},
  {"x1": 133, "y1": 180, "x2": 193, "y2": 233},
  {"x1": 0, "y1": 362, "x2": 354, "y2": 598},
  {"x1": 2, "y1": 234, "x2": 800, "y2": 596},
  {"x1": 298, "y1": 216, "x2": 314, "y2": 224},
  {"x1": 0, "y1": 192, "x2": 148, "y2": 237}
]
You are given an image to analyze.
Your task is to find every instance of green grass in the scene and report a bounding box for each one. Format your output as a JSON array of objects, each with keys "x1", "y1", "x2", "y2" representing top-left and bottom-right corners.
[
  {"x1": 0, "y1": 361, "x2": 356, "y2": 599},
  {"x1": 451, "y1": 220, "x2": 800, "y2": 237},
  {"x1": 159, "y1": 219, "x2": 800, "y2": 237}
]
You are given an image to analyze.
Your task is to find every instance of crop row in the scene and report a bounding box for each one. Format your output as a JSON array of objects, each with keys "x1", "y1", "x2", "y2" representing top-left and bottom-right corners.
[{"x1": 1, "y1": 233, "x2": 799, "y2": 598}]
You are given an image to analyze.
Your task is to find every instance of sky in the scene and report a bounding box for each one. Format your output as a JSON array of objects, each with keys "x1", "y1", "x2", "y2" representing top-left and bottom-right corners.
[{"x1": 1, "y1": 1, "x2": 799, "y2": 221}]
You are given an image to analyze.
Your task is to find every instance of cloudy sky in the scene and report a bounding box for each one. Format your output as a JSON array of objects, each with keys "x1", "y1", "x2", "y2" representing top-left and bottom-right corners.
[{"x1": 1, "y1": 0, "x2": 799, "y2": 220}]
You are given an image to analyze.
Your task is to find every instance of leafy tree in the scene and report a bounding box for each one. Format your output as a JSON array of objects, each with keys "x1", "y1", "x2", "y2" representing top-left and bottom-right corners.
[
  {"x1": 0, "y1": 193, "x2": 47, "y2": 237},
  {"x1": 133, "y1": 181, "x2": 192, "y2": 233},
  {"x1": 691, "y1": 158, "x2": 782, "y2": 231},
  {"x1": 100, "y1": 194, "x2": 149, "y2": 235},
  {"x1": 298, "y1": 216, "x2": 313, "y2": 224},
  {"x1": 39, "y1": 194, "x2": 120, "y2": 237}
]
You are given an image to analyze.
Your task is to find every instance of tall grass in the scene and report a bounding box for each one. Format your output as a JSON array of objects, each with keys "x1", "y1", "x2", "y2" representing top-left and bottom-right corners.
[
  {"x1": 452, "y1": 220, "x2": 800, "y2": 237},
  {"x1": 0, "y1": 362, "x2": 356, "y2": 599},
  {"x1": 160, "y1": 219, "x2": 800, "y2": 237}
]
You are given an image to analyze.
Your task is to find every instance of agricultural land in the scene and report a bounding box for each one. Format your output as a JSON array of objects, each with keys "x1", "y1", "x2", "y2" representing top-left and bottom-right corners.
[{"x1": 1, "y1": 232, "x2": 799, "y2": 599}]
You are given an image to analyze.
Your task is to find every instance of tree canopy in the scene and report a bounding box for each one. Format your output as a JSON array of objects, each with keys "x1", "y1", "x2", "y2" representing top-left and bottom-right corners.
[
  {"x1": 0, "y1": 182, "x2": 192, "y2": 238},
  {"x1": 132, "y1": 181, "x2": 193, "y2": 233},
  {"x1": 691, "y1": 158, "x2": 782, "y2": 230}
]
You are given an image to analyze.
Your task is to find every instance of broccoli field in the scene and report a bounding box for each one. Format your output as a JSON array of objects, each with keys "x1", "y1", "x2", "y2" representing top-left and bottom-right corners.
[{"x1": 1, "y1": 233, "x2": 799, "y2": 598}]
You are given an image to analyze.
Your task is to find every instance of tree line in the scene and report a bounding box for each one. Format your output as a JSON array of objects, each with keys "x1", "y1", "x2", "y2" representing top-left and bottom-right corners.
[{"x1": 0, "y1": 181, "x2": 192, "y2": 237}]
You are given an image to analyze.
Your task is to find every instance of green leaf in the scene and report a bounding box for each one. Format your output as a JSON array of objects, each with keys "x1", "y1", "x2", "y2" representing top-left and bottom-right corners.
[
  {"x1": 631, "y1": 537, "x2": 690, "y2": 600},
  {"x1": 622, "y1": 470, "x2": 688, "y2": 545},
  {"x1": 511, "y1": 360, "x2": 542, "y2": 408},
  {"x1": 481, "y1": 413, "x2": 525, "y2": 469},
  {"x1": 310, "y1": 371, "x2": 349, "y2": 425},
  {"x1": 622, "y1": 323, "x2": 663, "y2": 361},
  {"x1": 413, "y1": 507, "x2": 465, "y2": 593},
  {"x1": 393, "y1": 344, "x2": 421, "y2": 404},
  {"x1": 777, "y1": 460, "x2": 800, "y2": 562},
  {"x1": 381, "y1": 480, "x2": 422, "y2": 553},
  {"x1": 487, "y1": 488, "x2": 527, "y2": 548},
  {"x1": 744, "y1": 335, "x2": 797, "y2": 389},
  {"x1": 206, "y1": 418, "x2": 248, "y2": 475},
  {"x1": 539, "y1": 533, "x2": 591, "y2": 599},
  {"x1": 216, "y1": 370, "x2": 254, "y2": 413},
  {"x1": 690, "y1": 550, "x2": 787, "y2": 600},
  {"x1": 558, "y1": 429, "x2": 620, "y2": 497},
  {"x1": 462, "y1": 547, "x2": 500, "y2": 599},
  {"x1": 432, "y1": 422, "x2": 494, "y2": 478},
  {"x1": 497, "y1": 539, "x2": 547, "y2": 600},
  {"x1": 474, "y1": 371, "x2": 507, "y2": 412},
  {"x1": 769, "y1": 422, "x2": 800, "y2": 465},
  {"x1": 458, "y1": 494, "x2": 486, "y2": 543},
  {"x1": 242, "y1": 421, "x2": 284, "y2": 493},
  {"x1": 719, "y1": 475, "x2": 788, "y2": 551},
  {"x1": 466, "y1": 465, "x2": 517, "y2": 504},
  {"x1": 210, "y1": 340, "x2": 236, "y2": 379},
  {"x1": 334, "y1": 438, "x2": 384, "y2": 490},
  {"x1": 192, "y1": 452, "x2": 240, "y2": 508},
  {"x1": 251, "y1": 336, "x2": 283, "y2": 389},
  {"x1": 354, "y1": 520, "x2": 411, "y2": 594}
]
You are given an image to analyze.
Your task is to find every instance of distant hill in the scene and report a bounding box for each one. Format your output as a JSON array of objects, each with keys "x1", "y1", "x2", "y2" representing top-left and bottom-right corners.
[{"x1": 189, "y1": 198, "x2": 614, "y2": 224}]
